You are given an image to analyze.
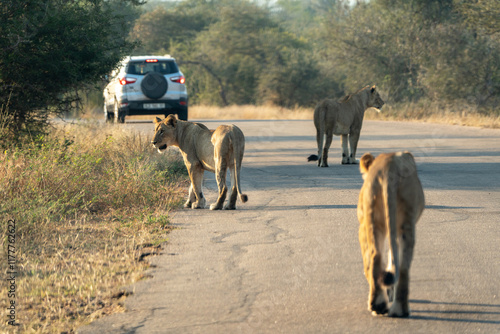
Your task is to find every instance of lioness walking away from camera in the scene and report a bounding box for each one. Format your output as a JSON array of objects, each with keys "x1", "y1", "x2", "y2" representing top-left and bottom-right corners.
[
  {"x1": 308, "y1": 85, "x2": 384, "y2": 167},
  {"x1": 357, "y1": 151, "x2": 424, "y2": 317},
  {"x1": 152, "y1": 115, "x2": 248, "y2": 210}
]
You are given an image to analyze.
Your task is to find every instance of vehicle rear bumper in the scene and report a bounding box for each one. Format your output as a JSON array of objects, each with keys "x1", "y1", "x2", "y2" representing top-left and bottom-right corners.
[{"x1": 118, "y1": 98, "x2": 187, "y2": 115}]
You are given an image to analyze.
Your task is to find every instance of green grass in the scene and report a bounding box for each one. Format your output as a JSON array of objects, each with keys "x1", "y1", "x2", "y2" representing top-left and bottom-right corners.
[{"x1": 0, "y1": 121, "x2": 188, "y2": 333}]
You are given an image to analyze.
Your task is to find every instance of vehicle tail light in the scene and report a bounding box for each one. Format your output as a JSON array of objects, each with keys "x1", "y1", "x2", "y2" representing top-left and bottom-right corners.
[
  {"x1": 146, "y1": 59, "x2": 158, "y2": 63},
  {"x1": 170, "y1": 76, "x2": 185, "y2": 84},
  {"x1": 180, "y1": 101, "x2": 187, "y2": 106},
  {"x1": 119, "y1": 77, "x2": 137, "y2": 85}
]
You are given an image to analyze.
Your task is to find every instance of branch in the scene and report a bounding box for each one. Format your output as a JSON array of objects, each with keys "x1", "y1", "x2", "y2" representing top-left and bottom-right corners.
[{"x1": 179, "y1": 60, "x2": 228, "y2": 106}]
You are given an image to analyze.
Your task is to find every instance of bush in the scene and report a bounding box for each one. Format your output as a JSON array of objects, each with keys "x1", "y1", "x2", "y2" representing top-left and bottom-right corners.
[
  {"x1": 0, "y1": 0, "x2": 140, "y2": 143},
  {"x1": 1, "y1": 122, "x2": 186, "y2": 224}
]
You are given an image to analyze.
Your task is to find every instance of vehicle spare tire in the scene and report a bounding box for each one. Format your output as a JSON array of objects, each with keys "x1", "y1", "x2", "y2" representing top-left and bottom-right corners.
[{"x1": 141, "y1": 72, "x2": 168, "y2": 99}]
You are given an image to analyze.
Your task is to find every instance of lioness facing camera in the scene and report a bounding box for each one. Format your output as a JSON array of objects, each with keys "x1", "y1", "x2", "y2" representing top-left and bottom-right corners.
[
  {"x1": 152, "y1": 115, "x2": 248, "y2": 210},
  {"x1": 357, "y1": 152, "x2": 424, "y2": 317}
]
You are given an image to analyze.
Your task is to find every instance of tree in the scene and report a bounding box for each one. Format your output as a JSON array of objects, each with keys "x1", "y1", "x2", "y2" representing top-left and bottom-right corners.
[
  {"x1": 188, "y1": 0, "x2": 326, "y2": 106},
  {"x1": 0, "y1": 0, "x2": 140, "y2": 143},
  {"x1": 321, "y1": 0, "x2": 500, "y2": 108},
  {"x1": 322, "y1": 2, "x2": 427, "y2": 102},
  {"x1": 418, "y1": 20, "x2": 500, "y2": 107},
  {"x1": 457, "y1": 0, "x2": 500, "y2": 35},
  {"x1": 130, "y1": 3, "x2": 213, "y2": 55}
]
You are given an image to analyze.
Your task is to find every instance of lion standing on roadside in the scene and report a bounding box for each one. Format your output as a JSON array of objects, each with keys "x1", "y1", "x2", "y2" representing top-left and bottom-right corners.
[
  {"x1": 308, "y1": 85, "x2": 384, "y2": 167},
  {"x1": 152, "y1": 115, "x2": 248, "y2": 210},
  {"x1": 357, "y1": 151, "x2": 424, "y2": 317}
]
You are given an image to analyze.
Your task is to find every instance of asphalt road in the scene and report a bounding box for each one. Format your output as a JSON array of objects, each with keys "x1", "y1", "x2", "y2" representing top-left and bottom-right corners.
[{"x1": 79, "y1": 119, "x2": 500, "y2": 334}]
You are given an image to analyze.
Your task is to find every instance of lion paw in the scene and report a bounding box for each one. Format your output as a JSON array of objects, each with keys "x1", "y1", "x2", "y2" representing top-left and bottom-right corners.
[
  {"x1": 191, "y1": 199, "x2": 206, "y2": 209},
  {"x1": 370, "y1": 303, "x2": 389, "y2": 316},
  {"x1": 369, "y1": 293, "x2": 389, "y2": 315},
  {"x1": 388, "y1": 302, "x2": 409, "y2": 318},
  {"x1": 345, "y1": 156, "x2": 358, "y2": 164},
  {"x1": 209, "y1": 203, "x2": 223, "y2": 210}
]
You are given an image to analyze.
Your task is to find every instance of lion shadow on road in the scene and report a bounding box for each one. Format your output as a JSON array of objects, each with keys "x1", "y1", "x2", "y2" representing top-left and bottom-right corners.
[
  {"x1": 263, "y1": 204, "x2": 357, "y2": 211},
  {"x1": 409, "y1": 299, "x2": 500, "y2": 324},
  {"x1": 260, "y1": 204, "x2": 481, "y2": 212},
  {"x1": 425, "y1": 205, "x2": 483, "y2": 210}
]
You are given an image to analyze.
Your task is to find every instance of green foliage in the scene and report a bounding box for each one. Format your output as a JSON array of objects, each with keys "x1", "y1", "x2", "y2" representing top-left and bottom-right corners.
[
  {"x1": 258, "y1": 49, "x2": 323, "y2": 107},
  {"x1": 130, "y1": 0, "x2": 329, "y2": 107},
  {"x1": 130, "y1": 5, "x2": 212, "y2": 55},
  {"x1": 323, "y1": 2, "x2": 426, "y2": 102},
  {"x1": 419, "y1": 22, "x2": 500, "y2": 106},
  {"x1": 192, "y1": 1, "x2": 280, "y2": 105},
  {"x1": 321, "y1": 0, "x2": 500, "y2": 108},
  {"x1": 0, "y1": 0, "x2": 140, "y2": 144},
  {"x1": 457, "y1": 0, "x2": 500, "y2": 35}
]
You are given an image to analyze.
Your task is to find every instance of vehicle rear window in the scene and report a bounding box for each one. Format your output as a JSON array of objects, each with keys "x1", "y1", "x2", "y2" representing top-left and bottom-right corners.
[{"x1": 126, "y1": 61, "x2": 179, "y2": 75}]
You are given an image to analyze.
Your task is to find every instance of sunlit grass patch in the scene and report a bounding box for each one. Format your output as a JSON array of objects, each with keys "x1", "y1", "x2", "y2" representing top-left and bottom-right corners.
[
  {"x1": 189, "y1": 104, "x2": 313, "y2": 120},
  {"x1": 0, "y1": 122, "x2": 188, "y2": 333}
]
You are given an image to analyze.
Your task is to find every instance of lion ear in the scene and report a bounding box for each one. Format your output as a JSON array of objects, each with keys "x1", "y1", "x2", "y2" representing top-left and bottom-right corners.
[
  {"x1": 360, "y1": 153, "x2": 375, "y2": 177},
  {"x1": 166, "y1": 115, "x2": 177, "y2": 127},
  {"x1": 154, "y1": 117, "x2": 162, "y2": 124},
  {"x1": 371, "y1": 85, "x2": 376, "y2": 93}
]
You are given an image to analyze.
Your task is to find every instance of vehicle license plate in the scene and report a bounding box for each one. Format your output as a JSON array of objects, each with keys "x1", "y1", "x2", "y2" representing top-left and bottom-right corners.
[{"x1": 144, "y1": 103, "x2": 165, "y2": 109}]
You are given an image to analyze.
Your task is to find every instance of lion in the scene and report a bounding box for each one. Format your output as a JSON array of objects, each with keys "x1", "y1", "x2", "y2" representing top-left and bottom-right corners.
[
  {"x1": 308, "y1": 85, "x2": 384, "y2": 167},
  {"x1": 357, "y1": 151, "x2": 425, "y2": 317},
  {"x1": 152, "y1": 115, "x2": 248, "y2": 210}
]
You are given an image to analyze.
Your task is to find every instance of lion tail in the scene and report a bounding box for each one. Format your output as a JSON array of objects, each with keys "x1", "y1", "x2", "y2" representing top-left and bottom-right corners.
[
  {"x1": 231, "y1": 127, "x2": 248, "y2": 203},
  {"x1": 307, "y1": 154, "x2": 319, "y2": 162},
  {"x1": 381, "y1": 171, "x2": 399, "y2": 287},
  {"x1": 308, "y1": 102, "x2": 325, "y2": 163}
]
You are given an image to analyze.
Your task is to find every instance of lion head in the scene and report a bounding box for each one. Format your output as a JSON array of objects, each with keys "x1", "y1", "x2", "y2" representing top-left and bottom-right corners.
[
  {"x1": 368, "y1": 86, "x2": 385, "y2": 111},
  {"x1": 152, "y1": 115, "x2": 177, "y2": 153}
]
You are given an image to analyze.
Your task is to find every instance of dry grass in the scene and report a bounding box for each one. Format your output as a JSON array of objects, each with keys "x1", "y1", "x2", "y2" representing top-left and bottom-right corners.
[
  {"x1": 189, "y1": 104, "x2": 313, "y2": 120},
  {"x1": 364, "y1": 103, "x2": 500, "y2": 128},
  {"x1": 0, "y1": 122, "x2": 188, "y2": 333},
  {"x1": 187, "y1": 104, "x2": 500, "y2": 128}
]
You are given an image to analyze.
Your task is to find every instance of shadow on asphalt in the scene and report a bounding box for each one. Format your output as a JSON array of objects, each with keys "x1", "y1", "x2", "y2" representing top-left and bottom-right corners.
[
  {"x1": 425, "y1": 205, "x2": 483, "y2": 210},
  {"x1": 240, "y1": 160, "x2": 499, "y2": 192},
  {"x1": 409, "y1": 299, "x2": 500, "y2": 324},
  {"x1": 262, "y1": 204, "x2": 357, "y2": 211}
]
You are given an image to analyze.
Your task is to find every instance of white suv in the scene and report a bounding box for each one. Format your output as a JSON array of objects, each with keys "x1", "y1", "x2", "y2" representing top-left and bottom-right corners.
[{"x1": 104, "y1": 55, "x2": 188, "y2": 123}]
